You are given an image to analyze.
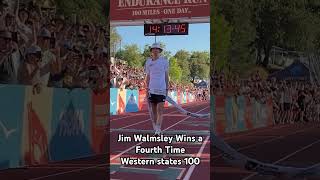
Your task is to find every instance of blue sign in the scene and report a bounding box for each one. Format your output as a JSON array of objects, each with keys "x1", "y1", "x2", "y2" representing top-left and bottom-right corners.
[
  {"x1": 0, "y1": 85, "x2": 25, "y2": 169},
  {"x1": 50, "y1": 88, "x2": 93, "y2": 161},
  {"x1": 125, "y1": 90, "x2": 139, "y2": 112},
  {"x1": 110, "y1": 88, "x2": 118, "y2": 115}
]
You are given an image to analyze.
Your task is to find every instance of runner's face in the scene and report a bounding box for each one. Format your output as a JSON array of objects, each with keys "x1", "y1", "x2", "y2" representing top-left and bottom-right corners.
[{"x1": 151, "y1": 48, "x2": 160, "y2": 58}]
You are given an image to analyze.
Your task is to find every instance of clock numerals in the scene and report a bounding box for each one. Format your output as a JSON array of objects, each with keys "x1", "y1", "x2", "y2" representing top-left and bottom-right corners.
[
  {"x1": 164, "y1": 25, "x2": 172, "y2": 33},
  {"x1": 145, "y1": 23, "x2": 188, "y2": 36},
  {"x1": 152, "y1": 25, "x2": 159, "y2": 33},
  {"x1": 180, "y1": 24, "x2": 186, "y2": 33},
  {"x1": 174, "y1": 24, "x2": 180, "y2": 33}
]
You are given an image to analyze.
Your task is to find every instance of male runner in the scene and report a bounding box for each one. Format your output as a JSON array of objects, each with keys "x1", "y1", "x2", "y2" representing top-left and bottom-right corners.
[{"x1": 145, "y1": 42, "x2": 169, "y2": 135}]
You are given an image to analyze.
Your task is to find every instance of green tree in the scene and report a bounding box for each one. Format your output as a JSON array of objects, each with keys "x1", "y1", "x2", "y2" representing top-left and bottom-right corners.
[
  {"x1": 121, "y1": 44, "x2": 144, "y2": 67},
  {"x1": 55, "y1": 0, "x2": 106, "y2": 24},
  {"x1": 212, "y1": 14, "x2": 232, "y2": 72},
  {"x1": 142, "y1": 44, "x2": 151, "y2": 60},
  {"x1": 215, "y1": 0, "x2": 320, "y2": 74},
  {"x1": 174, "y1": 50, "x2": 191, "y2": 83},
  {"x1": 189, "y1": 51, "x2": 210, "y2": 83},
  {"x1": 169, "y1": 57, "x2": 182, "y2": 82},
  {"x1": 110, "y1": 27, "x2": 122, "y2": 57},
  {"x1": 115, "y1": 50, "x2": 125, "y2": 60}
]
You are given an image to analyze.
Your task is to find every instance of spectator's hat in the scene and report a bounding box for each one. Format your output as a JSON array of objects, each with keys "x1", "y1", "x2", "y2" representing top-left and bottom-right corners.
[
  {"x1": 0, "y1": 31, "x2": 12, "y2": 39},
  {"x1": 26, "y1": 45, "x2": 41, "y2": 54},
  {"x1": 38, "y1": 28, "x2": 51, "y2": 38},
  {"x1": 26, "y1": 45, "x2": 41, "y2": 59},
  {"x1": 150, "y1": 42, "x2": 163, "y2": 52}
]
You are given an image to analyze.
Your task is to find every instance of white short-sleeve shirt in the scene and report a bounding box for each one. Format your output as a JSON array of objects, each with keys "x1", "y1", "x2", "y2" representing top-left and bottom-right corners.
[{"x1": 145, "y1": 56, "x2": 169, "y2": 95}]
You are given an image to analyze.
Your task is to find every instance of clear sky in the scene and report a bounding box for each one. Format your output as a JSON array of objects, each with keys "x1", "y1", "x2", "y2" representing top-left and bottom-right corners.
[{"x1": 116, "y1": 23, "x2": 210, "y2": 55}]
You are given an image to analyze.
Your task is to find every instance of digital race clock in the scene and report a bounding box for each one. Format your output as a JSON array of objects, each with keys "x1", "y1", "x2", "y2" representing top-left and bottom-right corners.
[{"x1": 144, "y1": 23, "x2": 189, "y2": 36}]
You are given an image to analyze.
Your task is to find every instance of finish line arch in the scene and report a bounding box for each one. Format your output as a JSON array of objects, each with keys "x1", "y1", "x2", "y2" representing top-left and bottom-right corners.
[{"x1": 110, "y1": 0, "x2": 210, "y2": 26}]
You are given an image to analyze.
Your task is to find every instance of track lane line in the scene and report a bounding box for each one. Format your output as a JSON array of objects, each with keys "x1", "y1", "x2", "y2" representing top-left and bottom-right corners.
[
  {"x1": 26, "y1": 103, "x2": 209, "y2": 179},
  {"x1": 110, "y1": 106, "x2": 210, "y2": 161},
  {"x1": 182, "y1": 136, "x2": 210, "y2": 180},
  {"x1": 242, "y1": 138, "x2": 320, "y2": 180},
  {"x1": 115, "y1": 104, "x2": 207, "y2": 130},
  {"x1": 213, "y1": 126, "x2": 316, "y2": 159},
  {"x1": 111, "y1": 102, "x2": 205, "y2": 121},
  {"x1": 111, "y1": 102, "x2": 208, "y2": 129}
]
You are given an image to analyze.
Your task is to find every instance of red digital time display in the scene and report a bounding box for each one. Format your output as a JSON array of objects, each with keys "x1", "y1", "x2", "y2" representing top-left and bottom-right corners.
[{"x1": 144, "y1": 23, "x2": 189, "y2": 36}]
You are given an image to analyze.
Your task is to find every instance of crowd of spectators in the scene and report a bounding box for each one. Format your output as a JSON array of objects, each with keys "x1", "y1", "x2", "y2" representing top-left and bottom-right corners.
[
  {"x1": 0, "y1": 1, "x2": 108, "y2": 93},
  {"x1": 212, "y1": 70, "x2": 320, "y2": 124},
  {"x1": 110, "y1": 62, "x2": 209, "y2": 101}
]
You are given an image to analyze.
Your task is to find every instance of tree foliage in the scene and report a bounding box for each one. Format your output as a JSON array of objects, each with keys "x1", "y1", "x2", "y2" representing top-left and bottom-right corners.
[
  {"x1": 174, "y1": 50, "x2": 191, "y2": 83},
  {"x1": 55, "y1": 0, "x2": 106, "y2": 24},
  {"x1": 111, "y1": 27, "x2": 122, "y2": 57},
  {"x1": 169, "y1": 57, "x2": 182, "y2": 83},
  {"x1": 114, "y1": 33, "x2": 208, "y2": 83},
  {"x1": 121, "y1": 44, "x2": 144, "y2": 67},
  {"x1": 189, "y1": 51, "x2": 210, "y2": 83},
  {"x1": 215, "y1": 0, "x2": 320, "y2": 75}
]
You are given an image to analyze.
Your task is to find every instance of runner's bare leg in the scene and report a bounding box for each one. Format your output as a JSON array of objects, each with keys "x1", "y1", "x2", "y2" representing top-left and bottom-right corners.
[
  {"x1": 147, "y1": 98, "x2": 157, "y2": 131},
  {"x1": 151, "y1": 103, "x2": 158, "y2": 129},
  {"x1": 156, "y1": 102, "x2": 165, "y2": 131}
]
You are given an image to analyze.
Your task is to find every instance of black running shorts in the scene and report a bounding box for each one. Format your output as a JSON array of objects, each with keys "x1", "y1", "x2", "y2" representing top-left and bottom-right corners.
[{"x1": 148, "y1": 93, "x2": 166, "y2": 104}]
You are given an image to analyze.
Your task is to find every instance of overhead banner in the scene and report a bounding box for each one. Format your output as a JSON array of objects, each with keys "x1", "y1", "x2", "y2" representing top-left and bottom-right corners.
[{"x1": 110, "y1": 0, "x2": 210, "y2": 23}]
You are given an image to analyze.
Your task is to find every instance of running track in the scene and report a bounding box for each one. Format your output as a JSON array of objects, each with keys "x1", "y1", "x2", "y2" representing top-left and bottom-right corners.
[
  {"x1": 2, "y1": 102, "x2": 318, "y2": 180},
  {"x1": 0, "y1": 101, "x2": 209, "y2": 180},
  {"x1": 0, "y1": 154, "x2": 108, "y2": 180},
  {"x1": 110, "y1": 101, "x2": 210, "y2": 180},
  {"x1": 212, "y1": 122, "x2": 320, "y2": 180}
]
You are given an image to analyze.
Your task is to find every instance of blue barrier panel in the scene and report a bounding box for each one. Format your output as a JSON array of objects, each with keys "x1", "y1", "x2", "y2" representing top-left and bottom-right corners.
[
  {"x1": 224, "y1": 97, "x2": 233, "y2": 133},
  {"x1": 110, "y1": 88, "x2": 118, "y2": 115},
  {"x1": 183, "y1": 92, "x2": 187, "y2": 104},
  {"x1": 0, "y1": 85, "x2": 25, "y2": 170},
  {"x1": 125, "y1": 90, "x2": 139, "y2": 112},
  {"x1": 49, "y1": 88, "x2": 93, "y2": 162},
  {"x1": 252, "y1": 99, "x2": 258, "y2": 128},
  {"x1": 211, "y1": 95, "x2": 215, "y2": 131},
  {"x1": 167, "y1": 91, "x2": 174, "y2": 106},
  {"x1": 172, "y1": 91, "x2": 178, "y2": 104},
  {"x1": 236, "y1": 96, "x2": 246, "y2": 131}
]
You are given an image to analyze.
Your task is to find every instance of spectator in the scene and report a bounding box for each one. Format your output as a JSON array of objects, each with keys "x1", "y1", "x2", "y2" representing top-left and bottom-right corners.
[{"x1": 0, "y1": 2, "x2": 107, "y2": 93}]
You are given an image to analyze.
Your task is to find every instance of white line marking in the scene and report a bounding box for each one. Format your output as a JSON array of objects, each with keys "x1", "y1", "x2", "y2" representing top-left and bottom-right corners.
[
  {"x1": 169, "y1": 167, "x2": 186, "y2": 180},
  {"x1": 111, "y1": 102, "x2": 202, "y2": 121},
  {"x1": 213, "y1": 126, "x2": 315, "y2": 159},
  {"x1": 117, "y1": 108, "x2": 182, "y2": 129},
  {"x1": 28, "y1": 103, "x2": 209, "y2": 179},
  {"x1": 110, "y1": 106, "x2": 210, "y2": 161},
  {"x1": 182, "y1": 136, "x2": 210, "y2": 180},
  {"x1": 242, "y1": 138, "x2": 320, "y2": 180},
  {"x1": 28, "y1": 163, "x2": 108, "y2": 180},
  {"x1": 120, "y1": 166, "x2": 163, "y2": 172}
]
